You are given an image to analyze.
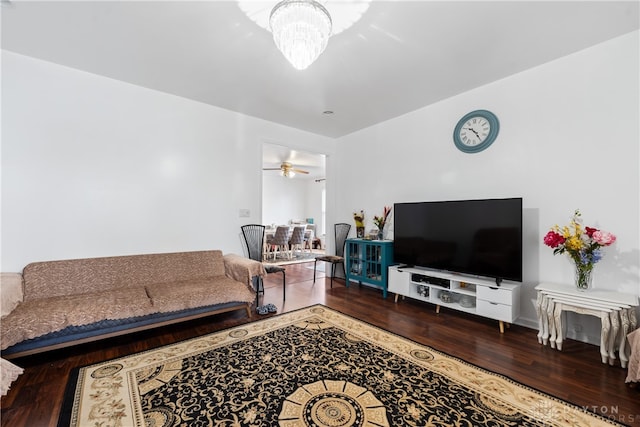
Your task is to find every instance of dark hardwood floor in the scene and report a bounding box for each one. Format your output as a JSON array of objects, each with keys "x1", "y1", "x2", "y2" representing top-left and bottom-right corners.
[{"x1": 2, "y1": 262, "x2": 638, "y2": 426}]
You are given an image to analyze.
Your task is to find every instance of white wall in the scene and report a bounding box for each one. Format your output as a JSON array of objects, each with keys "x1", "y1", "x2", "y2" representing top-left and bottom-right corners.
[
  {"x1": 305, "y1": 180, "x2": 325, "y2": 237},
  {"x1": 1, "y1": 51, "x2": 335, "y2": 271},
  {"x1": 262, "y1": 175, "x2": 307, "y2": 226},
  {"x1": 334, "y1": 31, "x2": 639, "y2": 343},
  {"x1": 262, "y1": 175, "x2": 322, "y2": 224}
]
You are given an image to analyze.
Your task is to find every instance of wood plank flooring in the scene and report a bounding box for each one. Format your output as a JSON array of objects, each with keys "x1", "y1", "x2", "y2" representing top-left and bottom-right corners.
[{"x1": 2, "y1": 262, "x2": 639, "y2": 426}]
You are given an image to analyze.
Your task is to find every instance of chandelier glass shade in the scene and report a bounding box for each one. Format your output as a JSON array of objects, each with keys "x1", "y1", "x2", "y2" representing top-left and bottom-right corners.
[{"x1": 269, "y1": 0, "x2": 332, "y2": 70}]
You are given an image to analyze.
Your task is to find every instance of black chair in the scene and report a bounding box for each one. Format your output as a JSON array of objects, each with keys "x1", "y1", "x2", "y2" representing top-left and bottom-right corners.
[
  {"x1": 313, "y1": 223, "x2": 351, "y2": 288},
  {"x1": 241, "y1": 224, "x2": 286, "y2": 304}
]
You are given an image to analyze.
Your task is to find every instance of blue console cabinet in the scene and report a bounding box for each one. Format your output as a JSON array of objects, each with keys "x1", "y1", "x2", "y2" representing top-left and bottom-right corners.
[{"x1": 346, "y1": 239, "x2": 394, "y2": 298}]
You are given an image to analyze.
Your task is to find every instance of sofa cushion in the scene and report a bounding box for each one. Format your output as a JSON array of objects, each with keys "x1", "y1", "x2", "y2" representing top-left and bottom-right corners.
[
  {"x1": 61, "y1": 286, "x2": 155, "y2": 324},
  {"x1": 146, "y1": 277, "x2": 254, "y2": 313},
  {"x1": 1, "y1": 287, "x2": 153, "y2": 350},
  {"x1": 22, "y1": 250, "x2": 225, "y2": 301}
]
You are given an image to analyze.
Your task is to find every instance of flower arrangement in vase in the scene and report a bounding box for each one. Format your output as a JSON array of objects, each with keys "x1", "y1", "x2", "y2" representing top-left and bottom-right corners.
[
  {"x1": 543, "y1": 209, "x2": 616, "y2": 290},
  {"x1": 373, "y1": 206, "x2": 392, "y2": 240},
  {"x1": 353, "y1": 210, "x2": 365, "y2": 238}
]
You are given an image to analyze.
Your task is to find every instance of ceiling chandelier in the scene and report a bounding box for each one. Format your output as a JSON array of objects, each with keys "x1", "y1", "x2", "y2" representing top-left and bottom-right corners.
[{"x1": 269, "y1": 0, "x2": 332, "y2": 70}]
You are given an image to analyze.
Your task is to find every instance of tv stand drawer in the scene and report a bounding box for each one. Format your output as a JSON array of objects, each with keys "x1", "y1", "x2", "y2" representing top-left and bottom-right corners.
[
  {"x1": 477, "y1": 286, "x2": 513, "y2": 305},
  {"x1": 476, "y1": 300, "x2": 512, "y2": 322}
]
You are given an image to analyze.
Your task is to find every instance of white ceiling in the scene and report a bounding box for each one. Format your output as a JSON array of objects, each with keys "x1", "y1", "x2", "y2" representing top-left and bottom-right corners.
[{"x1": 2, "y1": 1, "x2": 638, "y2": 140}]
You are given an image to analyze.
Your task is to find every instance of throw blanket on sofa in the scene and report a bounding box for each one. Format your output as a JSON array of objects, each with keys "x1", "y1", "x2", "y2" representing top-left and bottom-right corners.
[
  {"x1": 626, "y1": 328, "x2": 640, "y2": 383},
  {"x1": 223, "y1": 253, "x2": 267, "y2": 285},
  {"x1": 1, "y1": 358, "x2": 23, "y2": 396},
  {"x1": 1, "y1": 251, "x2": 259, "y2": 355},
  {"x1": 1, "y1": 273, "x2": 25, "y2": 393}
]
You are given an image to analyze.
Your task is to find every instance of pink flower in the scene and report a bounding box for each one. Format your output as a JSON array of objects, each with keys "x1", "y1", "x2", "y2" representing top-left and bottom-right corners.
[
  {"x1": 585, "y1": 227, "x2": 598, "y2": 237},
  {"x1": 592, "y1": 230, "x2": 616, "y2": 246},
  {"x1": 543, "y1": 231, "x2": 565, "y2": 248}
]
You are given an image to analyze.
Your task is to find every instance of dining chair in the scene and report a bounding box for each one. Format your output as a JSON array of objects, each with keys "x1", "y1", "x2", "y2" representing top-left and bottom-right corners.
[
  {"x1": 304, "y1": 224, "x2": 316, "y2": 252},
  {"x1": 313, "y1": 223, "x2": 351, "y2": 288},
  {"x1": 266, "y1": 226, "x2": 291, "y2": 260},
  {"x1": 288, "y1": 226, "x2": 306, "y2": 258},
  {"x1": 241, "y1": 224, "x2": 287, "y2": 303}
]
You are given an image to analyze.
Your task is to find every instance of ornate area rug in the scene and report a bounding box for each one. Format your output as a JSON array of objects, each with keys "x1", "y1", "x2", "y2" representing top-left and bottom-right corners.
[{"x1": 58, "y1": 305, "x2": 623, "y2": 427}]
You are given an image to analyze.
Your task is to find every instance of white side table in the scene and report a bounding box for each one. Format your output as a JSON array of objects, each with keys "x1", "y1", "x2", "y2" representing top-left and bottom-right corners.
[{"x1": 535, "y1": 283, "x2": 638, "y2": 368}]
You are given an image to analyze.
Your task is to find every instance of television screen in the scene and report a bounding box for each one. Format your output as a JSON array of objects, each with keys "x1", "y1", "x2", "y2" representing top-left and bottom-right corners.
[{"x1": 393, "y1": 198, "x2": 522, "y2": 282}]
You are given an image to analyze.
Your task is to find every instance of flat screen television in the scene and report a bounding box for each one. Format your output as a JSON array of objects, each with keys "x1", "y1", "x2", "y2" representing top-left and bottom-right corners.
[{"x1": 393, "y1": 197, "x2": 522, "y2": 284}]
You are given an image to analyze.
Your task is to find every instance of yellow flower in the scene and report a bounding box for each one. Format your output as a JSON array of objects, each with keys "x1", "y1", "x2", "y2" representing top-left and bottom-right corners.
[{"x1": 565, "y1": 236, "x2": 583, "y2": 251}]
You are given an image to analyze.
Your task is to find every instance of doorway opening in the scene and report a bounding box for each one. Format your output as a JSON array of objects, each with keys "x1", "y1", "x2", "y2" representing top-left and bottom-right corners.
[{"x1": 262, "y1": 142, "x2": 327, "y2": 251}]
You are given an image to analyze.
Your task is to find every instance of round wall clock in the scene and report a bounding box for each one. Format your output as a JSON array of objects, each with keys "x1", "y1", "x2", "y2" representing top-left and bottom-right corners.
[{"x1": 453, "y1": 110, "x2": 500, "y2": 153}]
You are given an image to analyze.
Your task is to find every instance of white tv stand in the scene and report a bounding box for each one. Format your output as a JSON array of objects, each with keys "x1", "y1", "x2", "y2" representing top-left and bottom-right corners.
[{"x1": 388, "y1": 266, "x2": 521, "y2": 333}]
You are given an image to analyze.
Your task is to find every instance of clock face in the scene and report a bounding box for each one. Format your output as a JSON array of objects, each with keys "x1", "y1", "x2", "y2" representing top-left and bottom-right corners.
[
  {"x1": 458, "y1": 116, "x2": 491, "y2": 146},
  {"x1": 453, "y1": 110, "x2": 500, "y2": 153}
]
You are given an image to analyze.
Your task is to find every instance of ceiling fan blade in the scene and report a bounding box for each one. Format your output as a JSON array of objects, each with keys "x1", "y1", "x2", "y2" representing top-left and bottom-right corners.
[{"x1": 263, "y1": 162, "x2": 309, "y2": 175}]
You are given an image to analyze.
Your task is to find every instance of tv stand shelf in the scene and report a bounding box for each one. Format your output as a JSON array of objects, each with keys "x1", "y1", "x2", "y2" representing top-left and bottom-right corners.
[{"x1": 389, "y1": 266, "x2": 521, "y2": 333}]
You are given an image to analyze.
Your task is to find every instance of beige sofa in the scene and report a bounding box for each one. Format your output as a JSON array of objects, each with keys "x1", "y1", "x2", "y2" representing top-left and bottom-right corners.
[{"x1": 0, "y1": 250, "x2": 264, "y2": 359}]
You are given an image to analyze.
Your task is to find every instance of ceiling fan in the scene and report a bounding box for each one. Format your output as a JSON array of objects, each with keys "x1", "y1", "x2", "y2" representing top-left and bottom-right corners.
[{"x1": 263, "y1": 162, "x2": 309, "y2": 178}]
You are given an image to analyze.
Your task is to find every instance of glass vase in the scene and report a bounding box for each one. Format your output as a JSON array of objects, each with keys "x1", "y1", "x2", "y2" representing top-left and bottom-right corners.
[
  {"x1": 377, "y1": 227, "x2": 384, "y2": 240},
  {"x1": 574, "y1": 265, "x2": 593, "y2": 291}
]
